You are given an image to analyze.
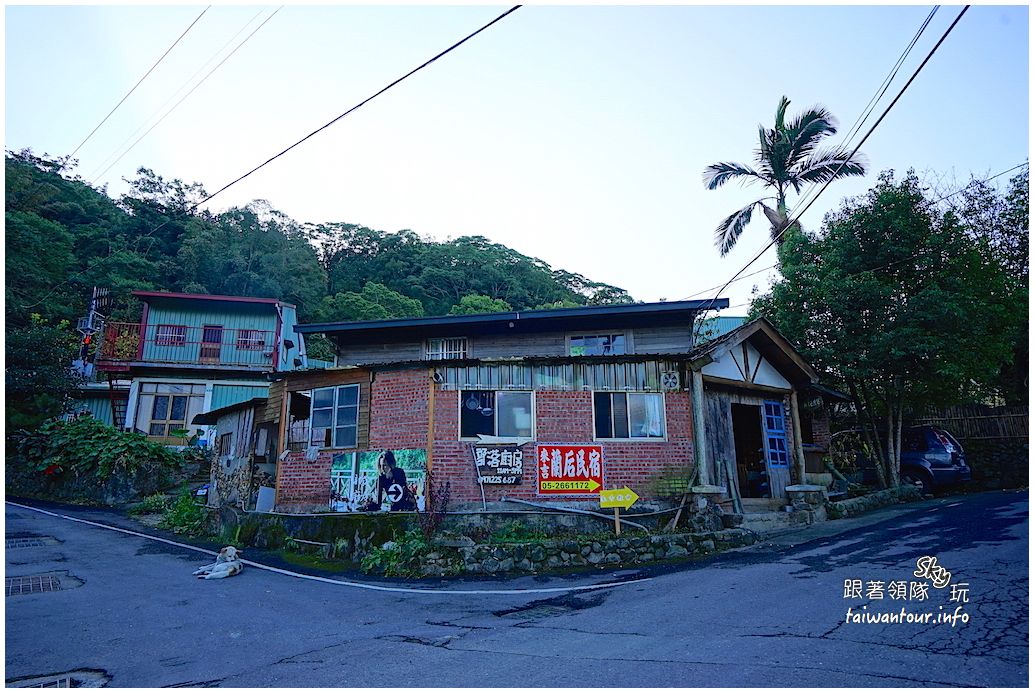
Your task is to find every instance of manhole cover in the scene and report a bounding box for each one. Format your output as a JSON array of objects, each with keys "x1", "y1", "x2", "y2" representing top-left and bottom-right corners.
[
  {"x1": 6, "y1": 669, "x2": 110, "y2": 687},
  {"x1": 6, "y1": 575, "x2": 62, "y2": 596},
  {"x1": 6, "y1": 538, "x2": 47, "y2": 549}
]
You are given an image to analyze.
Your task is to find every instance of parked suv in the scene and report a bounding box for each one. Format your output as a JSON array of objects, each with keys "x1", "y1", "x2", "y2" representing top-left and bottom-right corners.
[
  {"x1": 830, "y1": 425, "x2": 972, "y2": 494},
  {"x1": 899, "y1": 425, "x2": 971, "y2": 494}
]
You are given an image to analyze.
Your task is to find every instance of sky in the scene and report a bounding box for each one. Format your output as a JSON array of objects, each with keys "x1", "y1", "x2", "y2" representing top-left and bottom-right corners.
[{"x1": 4, "y1": 2, "x2": 1029, "y2": 314}]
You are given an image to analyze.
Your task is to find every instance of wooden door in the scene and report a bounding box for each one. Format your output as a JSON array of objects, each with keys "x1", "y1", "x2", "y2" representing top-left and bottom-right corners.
[
  {"x1": 200, "y1": 325, "x2": 223, "y2": 364},
  {"x1": 762, "y1": 400, "x2": 792, "y2": 499}
]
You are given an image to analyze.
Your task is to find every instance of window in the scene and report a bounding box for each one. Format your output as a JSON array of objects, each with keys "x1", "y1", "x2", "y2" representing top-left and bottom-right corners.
[
  {"x1": 460, "y1": 390, "x2": 533, "y2": 439},
  {"x1": 426, "y1": 337, "x2": 467, "y2": 360},
  {"x1": 569, "y1": 334, "x2": 626, "y2": 356},
  {"x1": 149, "y1": 393, "x2": 189, "y2": 436},
  {"x1": 594, "y1": 392, "x2": 665, "y2": 439},
  {"x1": 218, "y1": 432, "x2": 233, "y2": 457},
  {"x1": 236, "y1": 329, "x2": 267, "y2": 351},
  {"x1": 155, "y1": 325, "x2": 186, "y2": 347},
  {"x1": 311, "y1": 384, "x2": 360, "y2": 448},
  {"x1": 763, "y1": 400, "x2": 790, "y2": 467}
]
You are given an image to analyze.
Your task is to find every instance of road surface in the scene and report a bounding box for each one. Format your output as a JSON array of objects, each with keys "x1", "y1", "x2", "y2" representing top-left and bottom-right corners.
[{"x1": 5, "y1": 490, "x2": 1027, "y2": 687}]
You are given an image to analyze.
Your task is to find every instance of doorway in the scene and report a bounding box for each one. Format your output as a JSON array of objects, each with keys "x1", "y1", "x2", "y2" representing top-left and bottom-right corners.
[{"x1": 731, "y1": 403, "x2": 768, "y2": 498}]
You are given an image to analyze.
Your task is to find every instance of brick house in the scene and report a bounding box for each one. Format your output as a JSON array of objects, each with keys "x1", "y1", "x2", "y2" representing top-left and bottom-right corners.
[{"x1": 266, "y1": 301, "x2": 831, "y2": 513}]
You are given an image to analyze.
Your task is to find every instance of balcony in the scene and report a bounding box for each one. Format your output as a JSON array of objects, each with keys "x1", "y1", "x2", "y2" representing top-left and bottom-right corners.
[{"x1": 97, "y1": 322, "x2": 276, "y2": 370}]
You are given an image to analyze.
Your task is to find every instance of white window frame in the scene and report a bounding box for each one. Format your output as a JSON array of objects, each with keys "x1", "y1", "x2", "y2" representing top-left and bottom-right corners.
[
  {"x1": 592, "y1": 391, "x2": 666, "y2": 441},
  {"x1": 155, "y1": 324, "x2": 187, "y2": 347},
  {"x1": 236, "y1": 329, "x2": 267, "y2": 351},
  {"x1": 426, "y1": 337, "x2": 468, "y2": 360},
  {"x1": 458, "y1": 389, "x2": 535, "y2": 440},
  {"x1": 567, "y1": 332, "x2": 630, "y2": 356},
  {"x1": 311, "y1": 383, "x2": 360, "y2": 449}
]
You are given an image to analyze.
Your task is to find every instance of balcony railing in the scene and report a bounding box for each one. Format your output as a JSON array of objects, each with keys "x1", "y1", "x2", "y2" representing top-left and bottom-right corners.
[{"x1": 97, "y1": 323, "x2": 276, "y2": 369}]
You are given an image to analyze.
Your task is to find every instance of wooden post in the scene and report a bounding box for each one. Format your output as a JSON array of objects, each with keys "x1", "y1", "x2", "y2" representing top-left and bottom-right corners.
[
  {"x1": 426, "y1": 369, "x2": 436, "y2": 473},
  {"x1": 790, "y1": 390, "x2": 807, "y2": 485},
  {"x1": 691, "y1": 369, "x2": 711, "y2": 485},
  {"x1": 613, "y1": 507, "x2": 621, "y2": 536}
]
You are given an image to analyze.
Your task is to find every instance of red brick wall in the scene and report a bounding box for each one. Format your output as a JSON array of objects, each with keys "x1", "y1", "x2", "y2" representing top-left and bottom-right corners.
[
  {"x1": 430, "y1": 388, "x2": 695, "y2": 504},
  {"x1": 278, "y1": 366, "x2": 699, "y2": 508},
  {"x1": 369, "y1": 369, "x2": 430, "y2": 450},
  {"x1": 277, "y1": 450, "x2": 334, "y2": 508}
]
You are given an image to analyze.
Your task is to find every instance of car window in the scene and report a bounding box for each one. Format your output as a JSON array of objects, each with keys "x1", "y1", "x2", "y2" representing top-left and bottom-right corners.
[{"x1": 904, "y1": 428, "x2": 927, "y2": 452}]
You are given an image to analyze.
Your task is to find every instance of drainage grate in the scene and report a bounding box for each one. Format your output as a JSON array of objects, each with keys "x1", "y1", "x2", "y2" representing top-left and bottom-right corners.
[
  {"x1": 6, "y1": 538, "x2": 47, "y2": 550},
  {"x1": 6, "y1": 575, "x2": 61, "y2": 596}
]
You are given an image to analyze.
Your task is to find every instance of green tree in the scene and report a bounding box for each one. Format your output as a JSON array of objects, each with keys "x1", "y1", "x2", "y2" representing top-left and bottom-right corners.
[
  {"x1": 703, "y1": 96, "x2": 867, "y2": 256},
  {"x1": 448, "y1": 294, "x2": 512, "y2": 315},
  {"x1": 955, "y1": 168, "x2": 1029, "y2": 404},
  {"x1": 312, "y1": 282, "x2": 424, "y2": 323},
  {"x1": 753, "y1": 171, "x2": 1014, "y2": 487},
  {"x1": 6, "y1": 315, "x2": 84, "y2": 430}
]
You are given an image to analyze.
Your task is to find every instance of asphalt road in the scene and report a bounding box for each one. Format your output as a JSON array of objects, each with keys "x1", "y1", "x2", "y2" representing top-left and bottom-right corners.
[{"x1": 4, "y1": 490, "x2": 1028, "y2": 687}]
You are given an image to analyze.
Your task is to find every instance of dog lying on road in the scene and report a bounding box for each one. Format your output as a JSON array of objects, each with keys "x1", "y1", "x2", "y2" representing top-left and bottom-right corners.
[{"x1": 193, "y1": 546, "x2": 243, "y2": 579}]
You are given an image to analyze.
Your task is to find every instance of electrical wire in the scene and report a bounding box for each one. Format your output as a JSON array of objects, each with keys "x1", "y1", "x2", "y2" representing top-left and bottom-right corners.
[
  {"x1": 65, "y1": 6, "x2": 211, "y2": 164},
  {"x1": 87, "y1": 8, "x2": 268, "y2": 183},
  {"x1": 187, "y1": 5, "x2": 523, "y2": 214},
  {"x1": 791, "y1": 6, "x2": 940, "y2": 215},
  {"x1": 698, "y1": 5, "x2": 971, "y2": 316},
  {"x1": 19, "y1": 5, "x2": 523, "y2": 312}
]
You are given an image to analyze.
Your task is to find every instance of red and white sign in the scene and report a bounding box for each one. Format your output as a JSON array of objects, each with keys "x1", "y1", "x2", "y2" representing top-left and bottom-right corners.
[{"x1": 537, "y1": 444, "x2": 604, "y2": 495}]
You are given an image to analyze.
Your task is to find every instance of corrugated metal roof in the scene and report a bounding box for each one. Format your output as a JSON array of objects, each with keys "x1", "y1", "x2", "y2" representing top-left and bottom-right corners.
[{"x1": 695, "y1": 316, "x2": 748, "y2": 344}]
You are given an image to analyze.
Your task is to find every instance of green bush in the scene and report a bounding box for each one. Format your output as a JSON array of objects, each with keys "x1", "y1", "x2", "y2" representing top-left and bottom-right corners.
[
  {"x1": 12, "y1": 417, "x2": 182, "y2": 481},
  {"x1": 158, "y1": 490, "x2": 207, "y2": 536},
  {"x1": 360, "y1": 530, "x2": 430, "y2": 576},
  {"x1": 128, "y1": 492, "x2": 170, "y2": 515}
]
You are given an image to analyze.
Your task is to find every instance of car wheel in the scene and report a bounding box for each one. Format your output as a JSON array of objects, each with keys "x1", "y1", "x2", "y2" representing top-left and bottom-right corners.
[{"x1": 901, "y1": 471, "x2": 932, "y2": 495}]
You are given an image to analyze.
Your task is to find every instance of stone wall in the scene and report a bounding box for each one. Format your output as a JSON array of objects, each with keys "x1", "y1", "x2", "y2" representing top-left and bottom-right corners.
[
  {"x1": 961, "y1": 439, "x2": 1028, "y2": 490},
  {"x1": 825, "y1": 485, "x2": 923, "y2": 520},
  {"x1": 418, "y1": 528, "x2": 757, "y2": 576}
]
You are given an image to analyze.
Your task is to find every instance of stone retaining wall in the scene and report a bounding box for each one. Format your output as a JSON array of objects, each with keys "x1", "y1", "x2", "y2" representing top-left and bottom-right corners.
[
  {"x1": 826, "y1": 485, "x2": 923, "y2": 519},
  {"x1": 419, "y1": 528, "x2": 757, "y2": 576}
]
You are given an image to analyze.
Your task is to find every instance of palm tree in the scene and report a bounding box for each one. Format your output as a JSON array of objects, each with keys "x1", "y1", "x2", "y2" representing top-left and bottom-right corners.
[{"x1": 703, "y1": 96, "x2": 867, "y2": 256}]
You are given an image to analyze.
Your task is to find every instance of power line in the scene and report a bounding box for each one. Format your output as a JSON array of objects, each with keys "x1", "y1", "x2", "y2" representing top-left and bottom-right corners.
[
  {"x1": 90, "y1": 8, "x2": 281, "y2": 185},
  {"x1": 19, "y1": 5, "x2": 523, "y2": 311},
  {"x1": 686, "y1": 7, "x2": 941, "y2": 308},
  {"x1": 184, "y1": 5, "x2": 522, "y2": 214},
  {"x1": 88, "y1": 9, "x2": 268, "y2": 183},
  {"x1": 793, "y1": 5, "x2": 940, "y2": 215},
  {"x1": 700, "y1": 5, "x2": 971, "y2": 315},
  {"x1": 678, "y1": 263, "x2": 779, "y2": 301},
  {"x1": 66, "y1": 6, "x2": 211, "y2": 163}
]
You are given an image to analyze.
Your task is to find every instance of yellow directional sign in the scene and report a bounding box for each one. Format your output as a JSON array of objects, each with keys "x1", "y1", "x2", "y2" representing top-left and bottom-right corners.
[
  {"x1": 539, "y1": 479, "x2": 601, "y2": 492},
  {"x1": 599, "y1": 487, "x2": 639, "y2": 510}
]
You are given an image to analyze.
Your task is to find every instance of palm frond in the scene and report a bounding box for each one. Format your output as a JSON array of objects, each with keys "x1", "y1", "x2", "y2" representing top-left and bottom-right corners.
[
  {"x1": 784, "y1": 107, "x2": 838, "y2": 168},
  {"x1": 795, "y1": 147, "x2": 868, "y2": 183},
  {"x1": 774, "y1": 96, "x2": 791, "y2": 132},
  {"x1": 714, "y1": 200, "x2": 761, "y2": 256},
  {"x1": 702, "y1": 162, "x2": 766, "y2": 190}
]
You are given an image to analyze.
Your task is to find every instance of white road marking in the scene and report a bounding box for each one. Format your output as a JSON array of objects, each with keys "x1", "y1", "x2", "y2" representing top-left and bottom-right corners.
[{"x1": 6, "y1": 501, "x2": 651, "y2": 596}]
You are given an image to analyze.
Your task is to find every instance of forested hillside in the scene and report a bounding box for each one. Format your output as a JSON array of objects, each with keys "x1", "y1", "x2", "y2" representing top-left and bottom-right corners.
[{"x1": 5, "y1": 149, "x2": 632, "y2": 330}]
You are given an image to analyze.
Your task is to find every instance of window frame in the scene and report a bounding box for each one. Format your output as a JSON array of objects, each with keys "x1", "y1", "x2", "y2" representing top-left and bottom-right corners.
[
  {"x1": 154, "y1": 324, "x2": 187, "y2": 347},
  {"x1": 458, "y1": 389, "x2": 535, "y2": 440},
  {"x1": 148, "y1": 392, "x2": 190, "y2": 437},
  {"x1": 426, "y1": 337, "x2": 468, "y2": 360},
  {"x1": 311, "y1": 383, "x2": 361, "y2": 449},
  {"x1": 592, "y1": 391, "x2": 667, "y2": 441},
  {"x1": 567, "y1": 332, "x2": 629, "y2": 356},
  {"x1": 236, "y1": 329, "x2": 267, "y2": 351}
]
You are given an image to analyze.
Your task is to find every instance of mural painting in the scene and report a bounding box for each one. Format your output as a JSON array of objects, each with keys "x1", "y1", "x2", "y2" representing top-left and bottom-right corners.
[{"x1": 330, "y1": 448, "x2": 427, "y2": 512}]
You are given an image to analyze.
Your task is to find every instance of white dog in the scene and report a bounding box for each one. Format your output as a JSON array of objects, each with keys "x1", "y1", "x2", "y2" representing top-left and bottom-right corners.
[{"x1": 193, "y1": 546, "x2": 244, "y2": 580}]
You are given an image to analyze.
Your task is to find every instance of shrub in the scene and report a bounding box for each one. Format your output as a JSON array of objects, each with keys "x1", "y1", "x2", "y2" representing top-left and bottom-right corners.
[
  {"x1": 12, "y1": 417, "x2": 182, "y2": 482},
  {"x1": 158, "y1": 490, "x2": 207, "y2": 536},
  {"x1": 129, "y1": 492, "x2": 170, "y2": 515},
  {"x1": 360, "y1": 530, "x2": 429, "y2": 577}
]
